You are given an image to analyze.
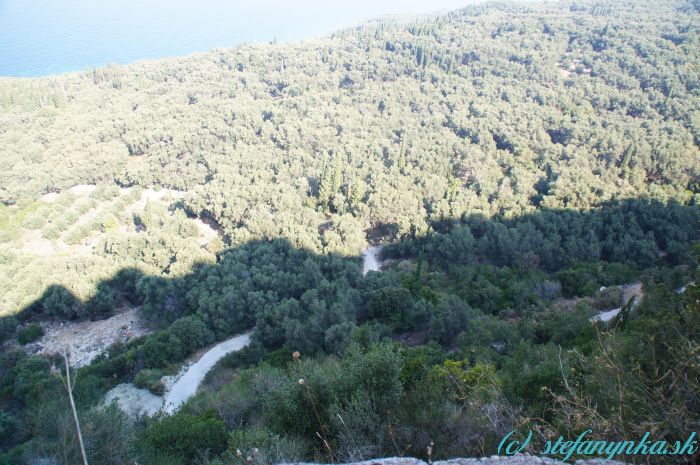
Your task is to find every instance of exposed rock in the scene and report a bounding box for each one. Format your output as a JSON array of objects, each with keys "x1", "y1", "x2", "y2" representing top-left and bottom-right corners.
[
  {"x1": 103, "y1": 383, "x2": 163, "y2": 419},
  {"x1": 24, "y1": 342, "x2": 44, "y2": 354},
  {"x1": 32, "y1": 307, "x2": 150, "y2": 367}
]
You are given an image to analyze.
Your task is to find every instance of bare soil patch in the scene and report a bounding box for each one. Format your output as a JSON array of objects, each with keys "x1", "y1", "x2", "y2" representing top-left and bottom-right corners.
[
  {"x1": 17, "y1": 228, "x2": 62, "y2": 256},
  {"x1": 30, "y1": 307, "x2": 151, "y2": 367}
]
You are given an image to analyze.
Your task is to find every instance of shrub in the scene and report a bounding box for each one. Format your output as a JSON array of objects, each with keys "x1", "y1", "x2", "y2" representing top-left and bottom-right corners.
[
  {"x1": 592, "y1": 286, "x2": 624, "y2": 310},
  {"x1": 0, "y1": 412, "x2": 17, "y2": 447},
  {"x1": 427, "y1": 295, "x2": 477, "y2": 346},
  {"x1": 17, "y1": 323, "x2": 44, "y2": 345},
  {"x1": 41, "y1": 224, "x2": 61, "y2": 240},
  {"x1": 21, "y1": 214, "x2": 45, "y2": 230},
  {"x1": 227, "y1": 428, "x2": 304, "y2": 465},
  {"x1": 533, "y1": 280, "x2": 562, "y2": 301},
  {"x1": 366, "y1": 286, "x2": 421, "y2": 330},
  {"x1": 554, "y1": 266, "x2": 599, "y2": 297},
  {"x1": 101, "y1": 214, "x2": 119, "y2": 231},
  {"x1": 134, "y1": 368, "x2": 166, "y2": 395},
  {"x1": 0, "y1": 317, "x2": 18, "y2": 343},
  {"x1": 42, "y1": 285, "x2": 82, "y2": 318},
  {"x1": 538, "y1": 301, "x2": 597, "y2": 346},
  {"x1": 138, "y1": 411, "x2": 227, "y2": 463},
  {"x1": 91, "y1": 183, "x2": 121, "y2": 201},
  {"x1": 64, "y1": 225, "x2": 88, "y2": 244}
]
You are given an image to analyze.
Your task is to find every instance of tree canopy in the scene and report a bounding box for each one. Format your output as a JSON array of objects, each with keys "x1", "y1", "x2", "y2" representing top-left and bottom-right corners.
[{"x1": 0, "y1": 0, "x2": 698, "y2": 464}]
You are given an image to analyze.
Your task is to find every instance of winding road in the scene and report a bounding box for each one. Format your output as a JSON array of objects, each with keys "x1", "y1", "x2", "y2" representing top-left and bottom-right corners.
[
  {"x1": 106, "y1": 246, "x2": 385, "y2": 416},
  {"x1": 362, "y1": 245, "x2": 382, "y2": 275},
  {"x1": 163, "y1": 332, "x2": 251, "y2": 413}
]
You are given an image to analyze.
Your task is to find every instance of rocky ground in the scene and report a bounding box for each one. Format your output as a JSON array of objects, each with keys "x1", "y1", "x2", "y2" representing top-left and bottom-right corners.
[
  {"x1": 103, "y1": 382, "x2": 165, "y2": 418},
  {"x1": 16, "y1": 306, "x2": 151, "y2": 367}
]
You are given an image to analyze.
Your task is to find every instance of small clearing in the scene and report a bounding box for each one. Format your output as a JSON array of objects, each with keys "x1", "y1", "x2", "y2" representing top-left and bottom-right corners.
[
  {"x1": 592, "y1": 282, "x2": 644, "y2": 323},
  {"x1": 127, "y1": 187, "x2": 186, "y2": 213},
  {"x1": 30, "y1": 307, "x2": 151, "y2": 367},
  {"x1": 103, "y1": 383, "x2": 164, "y2": 418},
  {"x1": 362, "y1": 245, "x2": 384, "y2": 275},
  {"x1": 193, "y1": 217, "x2": 219, "y2": 246},
  {"x1": 69, "y1": 184, "x2": 98, "y2": 195},
  {"x1": 621, "y1": 281, "x2": 643, "y2": 303},
  {"x1": 17, "y1": 228, "x2": 61, "y2": 256},
  {"x1": 40, "y1": 192, "x2": 59, "y2": 203}
]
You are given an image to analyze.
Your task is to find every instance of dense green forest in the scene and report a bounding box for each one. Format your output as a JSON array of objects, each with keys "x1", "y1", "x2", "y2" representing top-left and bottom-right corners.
[{"x1": 0, "y1": 0, "x2": 699, "y2": 464}]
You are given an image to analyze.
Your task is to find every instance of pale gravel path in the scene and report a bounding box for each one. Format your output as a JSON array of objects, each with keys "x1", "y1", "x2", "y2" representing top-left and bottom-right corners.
[
  {"x1": 163, "y1": 332, "x2": 252, "y2": 413},
  {"x1": 104, "y1": 331, "x2": 252, "y2": 417},
  {"x1": 362, "y1": 246, "x2": 382, "y2": 275}
]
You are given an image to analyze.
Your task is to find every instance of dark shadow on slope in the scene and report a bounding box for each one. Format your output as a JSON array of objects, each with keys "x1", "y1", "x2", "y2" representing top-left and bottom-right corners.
[
  {"x1": 0, "y1": 197, "x2": 697, "y2": 375},
  {"x1": 0, "y1": 196, "x2": 696, "y2": 465}
]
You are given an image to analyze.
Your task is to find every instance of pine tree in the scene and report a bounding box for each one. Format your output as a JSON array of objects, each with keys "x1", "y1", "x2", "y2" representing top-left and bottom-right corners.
[
  {"x1": 350, "y1": 177, "x2": 363, "y2": 211},
  {"x1": 398, "y1": 150, "x2": 406, "y2": 172},
  {"x1": 333, "y1": 157, "x2": 343, "y2": 194},
  {"x1": 318, "y1": 159, "x2": 334, "y2": 210}
]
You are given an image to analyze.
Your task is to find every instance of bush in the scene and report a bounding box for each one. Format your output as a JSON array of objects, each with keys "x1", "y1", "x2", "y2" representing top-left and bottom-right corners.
[
  {"x1": 42, "y1": 285, "x2": 82, "y2": 318},
  {"x1": 554, "y1": 266, "x2": 599, "y2": 297},
  {"x1": 1, "y1": 354, "x2": 57, "y2": 404},
  {"x1": 537, "y1": 301, "x2": 597, "y2": 346},
  {"x1": 366, "y1": 286, "x2": 423, "y2": 330},
  {"x1": 41, "y1": 224, "x2": 61, "y2": 240},
  {"x1": 350, "y1": 322, "x2": 392, "y2": 349},
  {"x1": 555, "y1": 262, "x2": 637, "y2": 298},
  {"x1": 0, "y1": 412, "x2": 17, "y2": 447},
  {"x1": 0, "y1": 316, "x2": 18, "y2": 343},
  {"x1": 592, "y1": 286, "x2": 624, "y2": 310},
  {"x1": 64, "y1": 225, "x2": 88, "y2": 244},
  {"x1": 100, "y1": 214, "x2": 119, "y2": 231},
  {"x1": 219, "y1": 339, "x2": 266, "y2": 371},
  {"x1": 532, "y1": 280, "x2": 562, "y2": 301},
  {"x1": 502, "y1": 342, "x2": 566, "y2": 411},
  {"x1": 17, "y1": 323, "x2": 44, "y2": 345},
  {"x1": 86, "y1": 285, "x2": 115, "y2": 315},
  {"x1": 141, "y1": 316, "x2": 215, "y2": 368},
  {"x1": 138, "y1": 411, "x2": 227, "y2": 464},
  {"x1": 227, "y1": 428, "x2": 304, "y2": 465},
  {"x1": 91, "y1": 183, "x2": 121, "y2": 201},
  {"x1": 21, "y1": 214, "x2": 45, "y2": 230},
  {"x1": 134, "y1": 369, "x2": 166, "y2": 395},
  {"x1": 0, "y1": 444, "x2": 25, "y2": 465},
  {"x1": 427, "y1": 295, "x2": 477, "y2": 346}
]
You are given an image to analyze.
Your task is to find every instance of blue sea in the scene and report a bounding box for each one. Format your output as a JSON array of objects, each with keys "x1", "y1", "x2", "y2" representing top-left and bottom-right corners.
[{"x1": 0, "y1": 0, "x2": 470, "y2": 77}]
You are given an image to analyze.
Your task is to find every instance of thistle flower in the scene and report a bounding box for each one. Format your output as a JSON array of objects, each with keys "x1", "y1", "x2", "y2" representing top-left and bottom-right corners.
[{"x1": 292, "y1": 351, "x2": 301, "y2": 359}]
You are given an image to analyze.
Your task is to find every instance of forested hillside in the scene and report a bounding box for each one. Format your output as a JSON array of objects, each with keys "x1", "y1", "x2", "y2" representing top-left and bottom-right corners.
[
  {"x1": 0, "y1": 0, "x2": 698, "y2": 464},
  {"x1": 1, "y1": 0, "x2": 698, "y2": 317}
]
